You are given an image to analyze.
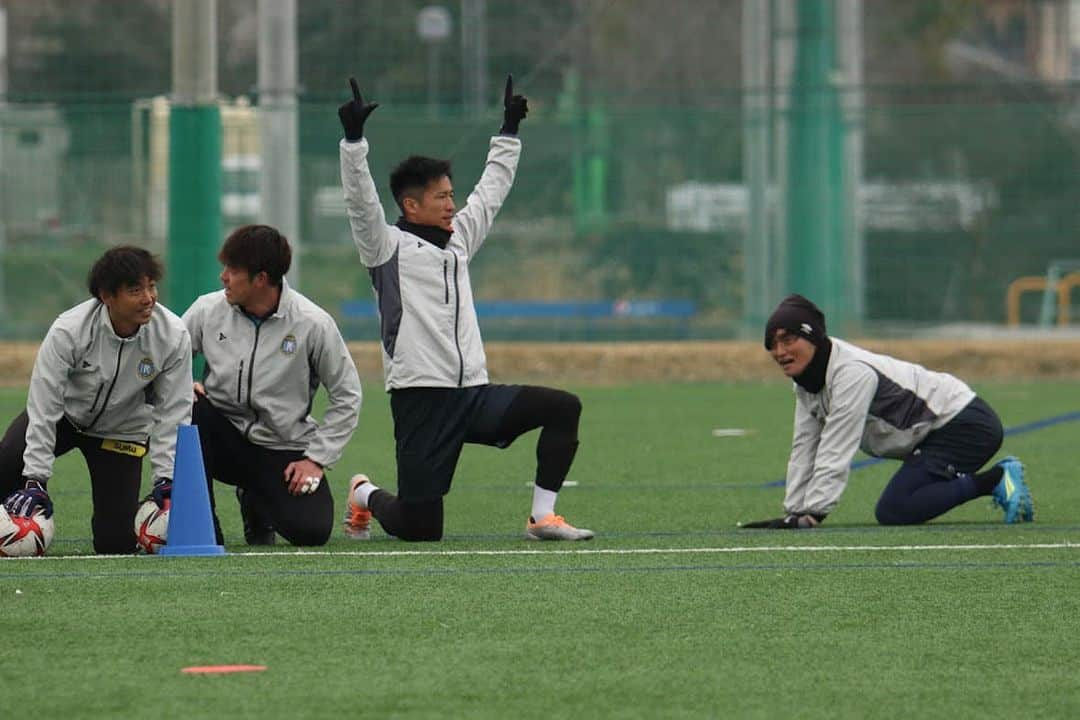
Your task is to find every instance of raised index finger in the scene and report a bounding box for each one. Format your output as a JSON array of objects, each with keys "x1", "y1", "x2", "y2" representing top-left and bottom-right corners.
[
  {"x1": 349, "y1": 77, "x2": 362, "y2": 103},
  {"x1": 504, "y1": 74, "x2": 513, "y2": 106}
]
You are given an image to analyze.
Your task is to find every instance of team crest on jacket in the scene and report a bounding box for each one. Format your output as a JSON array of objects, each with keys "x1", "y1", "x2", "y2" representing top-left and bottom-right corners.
[
  {"x1": 281, "y1": 334, "x2": 298, "y2": 355},
  {"x1": 136, "y1": 357, "x2": 157, "y2": 380}
]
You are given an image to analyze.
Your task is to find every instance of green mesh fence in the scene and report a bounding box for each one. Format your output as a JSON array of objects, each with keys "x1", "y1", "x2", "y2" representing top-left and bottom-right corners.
[{"x1": 1, "y1": 85, "x2": 1079, "y2": 339}]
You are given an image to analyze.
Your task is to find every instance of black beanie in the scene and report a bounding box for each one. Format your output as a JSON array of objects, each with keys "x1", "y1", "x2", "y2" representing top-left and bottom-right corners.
[{"x1": 764, "y1": 294, "x2": 828, "y2": 350}]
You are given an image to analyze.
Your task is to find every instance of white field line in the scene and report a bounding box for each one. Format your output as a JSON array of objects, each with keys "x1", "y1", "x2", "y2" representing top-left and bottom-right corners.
[{"x1": 7, "y1": 541, "x2": 1080, "y2": 561}]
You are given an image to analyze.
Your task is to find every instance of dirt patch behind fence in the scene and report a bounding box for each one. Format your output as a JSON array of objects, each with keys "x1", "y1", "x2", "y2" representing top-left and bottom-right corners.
[
  {"x1": 474, "y1": 340, "x2": 1080, "y2": 385},
  {"x1": 3, "y1": 339, "x2": 1077, "y2": 388}
]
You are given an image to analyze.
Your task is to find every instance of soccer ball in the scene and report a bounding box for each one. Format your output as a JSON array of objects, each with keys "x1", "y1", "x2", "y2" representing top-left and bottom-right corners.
[
  {"x1": 0, "y1": 505, "x2": 55, "y2": 557},
  {"x1": 134, "y1": 499, "x2": 169, "y2": 554}
]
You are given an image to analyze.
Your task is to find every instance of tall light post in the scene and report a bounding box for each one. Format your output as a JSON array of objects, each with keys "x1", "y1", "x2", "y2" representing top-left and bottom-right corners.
[
  {"x1": 417, "y1": 6, "x2": 452, "y2": 117},
  {"x1": 460, "y1": 0, "x2": 487, "y2": 118},
  {"x1": 257, "y1": 0, "x2": 299, "y2": 287}
]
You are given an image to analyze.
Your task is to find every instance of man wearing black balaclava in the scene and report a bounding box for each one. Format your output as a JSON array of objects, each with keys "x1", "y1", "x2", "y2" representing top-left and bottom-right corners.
[{"x1": 741, "y1": 294, "x2": 1033, "y2": 529}]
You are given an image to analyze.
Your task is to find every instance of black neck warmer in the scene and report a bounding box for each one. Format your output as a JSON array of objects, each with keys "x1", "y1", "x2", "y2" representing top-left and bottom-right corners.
[
  {"x1": 396, "y1": 217, "x2": 452, "y2": 250},
  {"x1": 794, "y1": 337, "x2": 832, "y2": 393}
]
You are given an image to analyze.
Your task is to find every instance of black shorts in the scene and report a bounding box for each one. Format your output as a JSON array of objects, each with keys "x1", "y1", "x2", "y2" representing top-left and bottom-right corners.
[{"x1": 391, "y1": 384, "x2": 522, "y2": 501}]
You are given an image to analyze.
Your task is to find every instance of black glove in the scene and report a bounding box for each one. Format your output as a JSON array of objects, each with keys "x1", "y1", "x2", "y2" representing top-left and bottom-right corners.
[
  {"x1": 740, "y1": 513, "x2": 826, "y2": 529},
  {"x1": 4, "y1": 478, "x2": 53, "y2": 519},
  {"x1": 499, "y1": 74, "x2": 528, "y2": 136},
  {"x1": 146, "y1": 477, "x2": 172, "y2": 510},
  {"x1": 338, "y1": 77, "x2": 379, "y2": 142}
]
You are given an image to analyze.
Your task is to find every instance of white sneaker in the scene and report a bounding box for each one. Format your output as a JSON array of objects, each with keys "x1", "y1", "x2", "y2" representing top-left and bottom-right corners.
[
  {"x1": 525, "y1": 513, "x2": 594, "y2": 541},
  {"x1": 343, "y1": 474, "x2": 373, "y2": 540}
]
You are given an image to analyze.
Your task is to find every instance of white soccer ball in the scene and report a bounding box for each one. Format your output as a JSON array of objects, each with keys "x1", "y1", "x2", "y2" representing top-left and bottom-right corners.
[
  {"x1": 134, "y1": 499, "x2": 169, "y2": 554},
  {"x1": 0, "y1": 505, "x2": 55, "y2": 557}
]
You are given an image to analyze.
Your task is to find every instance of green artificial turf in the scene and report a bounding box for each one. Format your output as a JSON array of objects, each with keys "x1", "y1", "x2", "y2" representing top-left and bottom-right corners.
[{"x1": 2, "y1": 379, "x2": 1079, "y2": 719}]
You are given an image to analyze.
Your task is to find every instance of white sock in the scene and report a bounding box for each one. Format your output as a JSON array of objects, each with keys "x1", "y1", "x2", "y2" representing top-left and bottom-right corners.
[
  {"x1": 353, "y1": 478, "x2": 379, "y2": 508},
  {"x1": 530, "y1": 486, "x2": 558, "y2": 522}
]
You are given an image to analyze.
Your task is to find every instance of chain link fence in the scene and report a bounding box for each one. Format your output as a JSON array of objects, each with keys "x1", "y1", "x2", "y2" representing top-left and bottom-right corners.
[{"x1": 3, "y1": 85, "x2": 1079, "y2": 339}]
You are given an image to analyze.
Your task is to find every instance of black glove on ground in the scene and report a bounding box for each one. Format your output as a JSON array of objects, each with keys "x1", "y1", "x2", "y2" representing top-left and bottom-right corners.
[{"x1": 740, "y1": 513, "x2": 826, "y2": 529}]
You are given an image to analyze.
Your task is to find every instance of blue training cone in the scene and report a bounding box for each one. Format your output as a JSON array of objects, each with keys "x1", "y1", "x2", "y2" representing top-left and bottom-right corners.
[{"x1": 160, "y1": 424, "x2": 225, "y2": 556}]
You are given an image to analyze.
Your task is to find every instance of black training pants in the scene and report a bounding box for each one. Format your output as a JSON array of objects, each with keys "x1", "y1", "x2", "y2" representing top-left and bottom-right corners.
[
  {"x1": 875, "y1": 396, "x2": 1004, "y2": 525},
  {"x1": 0, "y1": 411, "x2": 142, "y2": 554},
  {"x1": 192, "y1": 396, "x2": 333, "y2": 546}
]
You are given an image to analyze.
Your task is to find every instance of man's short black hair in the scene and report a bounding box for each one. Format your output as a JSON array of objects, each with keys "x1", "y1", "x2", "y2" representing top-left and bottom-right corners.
[
  {"x1": 218, "y1": 224, "x2": 292, "y2": 286},
  {"x1": 389, "y1": 155, "x2": 453, "y2": 213},
  {"x1": 87, "y1": 245, "x2": 163, "y2": 299}
]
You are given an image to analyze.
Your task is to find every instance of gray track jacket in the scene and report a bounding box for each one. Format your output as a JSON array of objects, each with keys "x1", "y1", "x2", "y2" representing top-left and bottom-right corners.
[
  {"x1": 182, "y1": 282, "x2": 362, "y2": 469},
  {"x1": 24, "y1": 299, "x2": 193, "y2": 482},
  {"x1": 784, "y1": 338, "x2": 976, "y2": 516},
  {"x1": 339, "y1": 135, "x2": 521, "y2": 391}
]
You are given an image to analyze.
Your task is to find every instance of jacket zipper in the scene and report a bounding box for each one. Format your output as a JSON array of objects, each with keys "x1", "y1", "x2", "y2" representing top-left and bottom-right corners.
[
  {"x1": 242, "y1": 324, "x2": 263, "y2": 440},
  {"x1": 85, "y1": 344, "x2": 124, "y2": 431},
  {"x1": 237, "y1": 360, "x2": 244, "y2": 403},
  {"x1": 443, "y1": 259, "x2": 449, "y2": 303},
  {"x1": 88, "y1": 383, "x2": 105, "y2": 413},
  {"x1": 452, "y1": 253, "x2": 464, "y2": 386}
]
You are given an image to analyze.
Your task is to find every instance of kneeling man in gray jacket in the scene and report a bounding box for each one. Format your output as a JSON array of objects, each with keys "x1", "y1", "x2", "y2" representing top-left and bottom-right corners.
[
  {"x1": 183, "y1": 225, "x2": 362, "y2": 547},
  {"x1": 743, "y1": 294, "x2": 1032, "y2": 530},
  {"x1": 337, "y1": 76, "x2": 591, "y2": 542},
  {"x1": 0, "y1": 246, "x2": 192, "y2": 553}
]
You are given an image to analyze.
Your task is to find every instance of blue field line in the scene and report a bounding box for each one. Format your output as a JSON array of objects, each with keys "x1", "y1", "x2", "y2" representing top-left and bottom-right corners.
[
  {"x1": 760, "y1": 409, "x2": 1080, "y2": 489},
  {"x1": 3, "y1": 558, "x2": 1080, "y2": 581}
]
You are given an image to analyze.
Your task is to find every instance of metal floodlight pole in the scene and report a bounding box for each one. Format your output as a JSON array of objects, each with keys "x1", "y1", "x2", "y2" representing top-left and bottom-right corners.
[
  {"x1": 426, "y1": 42, "x2": 441, "y2": 117},
  {"x1": 838, "y1": 0, "x2": 865, "y2": 326},
  {"x1": 169, "y1": 0, "x2": 222, "y2": 314},
  {"x1": 258, "y1": 0, "x2": 300, "y2": 287},
  {"x1": 0, "y1": 0, "x2": 7, "y2": 102},
  {"x1": 773, "y1": 0, "x2": 795, "y2": 310},
  {"x1": 460, "y1": 0, "x2": 488, "y2": 117},
  {"x1": 419, "y1": 6, "x2": 452, "y2": 117},
  {"x1": 742, "y1": 0, "x2": 772, "y2": 333}
]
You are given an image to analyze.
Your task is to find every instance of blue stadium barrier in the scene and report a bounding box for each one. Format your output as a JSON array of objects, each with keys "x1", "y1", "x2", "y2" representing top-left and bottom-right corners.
[
  {"x1": 340, "y1": 299, "x2": 697, "y2": 340},
  {"x1": 342, "y1": 299, "x2": 696, "y2": 319}
]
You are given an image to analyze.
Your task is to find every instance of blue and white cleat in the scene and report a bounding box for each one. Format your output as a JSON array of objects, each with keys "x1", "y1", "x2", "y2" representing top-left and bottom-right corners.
[{"x1": 991, "y1": 456, "x2": 1034, "y2": 524}]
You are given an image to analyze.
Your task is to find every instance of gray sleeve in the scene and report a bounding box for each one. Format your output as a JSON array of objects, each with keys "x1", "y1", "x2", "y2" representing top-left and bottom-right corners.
[
  {"x1": 22, "y1": 324, "x2": 76, "y2": 481},
  {"x1": 340, "y1": 138, "x2": 396, "y2": 268},
  {"x1": 148, "y1": 329, "x2": 194, "y2": 482},
  {"x1": 799, "y1": 363, "x2": 878, "y2": 516},
  {"x1": 304, "y1": 317, "x2": 362, "y2": 469},
  {"x1": 451, "y1": 135, "x2": 521, "y2": 258},
  {"x1": 181, "y1": 300, "x2": 203, "y2": 357},
  {"x1": 783, "y1": 395, "x2": 822, "y2": 515}
]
